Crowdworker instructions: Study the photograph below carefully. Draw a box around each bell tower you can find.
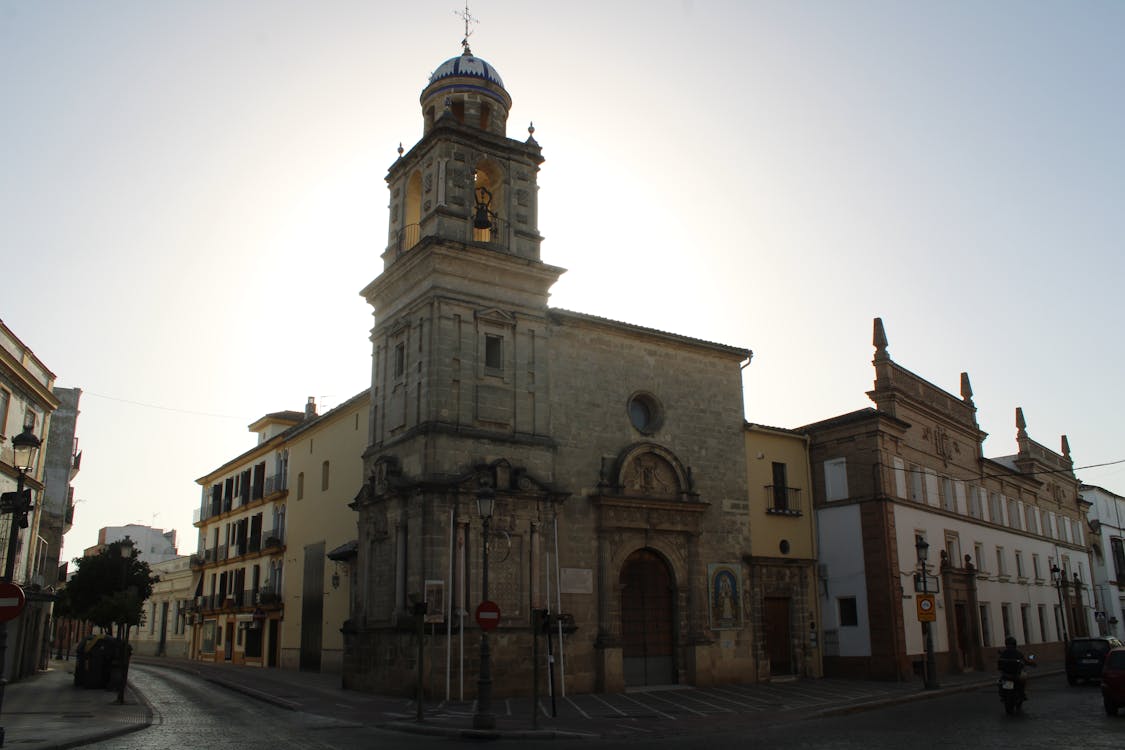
[382,45,545,266]
[360,43,564,471]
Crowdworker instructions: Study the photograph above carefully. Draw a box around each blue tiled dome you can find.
[429,51,505,89]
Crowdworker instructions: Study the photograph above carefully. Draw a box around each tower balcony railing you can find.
[393,224,421,256]
[764,485,803,516]
[391,216,511,258]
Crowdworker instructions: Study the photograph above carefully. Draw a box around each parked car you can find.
[1066,636,1123,685]
[1102,647,1125,715]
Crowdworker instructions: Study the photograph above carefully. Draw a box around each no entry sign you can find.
[0,582,26,622]
[475,600,500,631]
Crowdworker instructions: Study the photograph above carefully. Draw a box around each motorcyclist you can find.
[997,636,1036,698]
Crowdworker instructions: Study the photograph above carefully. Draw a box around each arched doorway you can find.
[620,548,677,686]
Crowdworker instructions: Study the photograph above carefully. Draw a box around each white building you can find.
[86,524,179,565]
[1081,484,1125,639]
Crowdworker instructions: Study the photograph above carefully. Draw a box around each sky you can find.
[3,1,1124,562]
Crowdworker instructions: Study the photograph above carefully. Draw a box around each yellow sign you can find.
[916,594,936,622]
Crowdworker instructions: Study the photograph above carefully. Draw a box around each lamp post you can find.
[915,536,939,689]
[0,426,41,747]
[472,486,495,731]
[114,536,135,705]
[1051,564,1069,644]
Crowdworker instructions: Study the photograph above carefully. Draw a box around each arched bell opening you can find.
[402,171,423,252]
[471,161,504,244]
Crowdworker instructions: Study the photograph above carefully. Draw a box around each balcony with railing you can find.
[764,485,803,516]
[196,586,283,613]
[389,215,510,259]
[263,473,287,498]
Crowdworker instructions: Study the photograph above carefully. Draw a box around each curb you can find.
[381,720,597,741]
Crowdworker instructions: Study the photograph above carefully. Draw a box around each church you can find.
[342,41,759,697]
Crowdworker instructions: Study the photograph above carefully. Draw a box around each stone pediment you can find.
[475,308,517,326]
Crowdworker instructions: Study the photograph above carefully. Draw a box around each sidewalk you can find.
[0,658,151,750]
[0,656,1064,747]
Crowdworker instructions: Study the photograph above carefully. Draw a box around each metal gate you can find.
[620,549,676,686]
[300,542,325,671]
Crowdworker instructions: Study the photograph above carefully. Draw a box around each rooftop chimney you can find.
[305,396,317,420]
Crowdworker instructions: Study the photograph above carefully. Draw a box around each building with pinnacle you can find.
[344,43,763,697]
[803,318,1091,681]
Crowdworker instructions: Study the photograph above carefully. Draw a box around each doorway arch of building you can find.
[619,547,678,687]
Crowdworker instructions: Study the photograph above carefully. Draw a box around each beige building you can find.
[279,390,368,673]
[190,393,369,672]
[1,319,62,681]
[345,44,756,699]
[744,424,822,679]
[133,555,194,658]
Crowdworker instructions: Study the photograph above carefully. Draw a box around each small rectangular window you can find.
[0,388,9,437]
[941,477,955,512]
[393,342,406,379]
[838,596,859,627]
[1007,499,1022,530]
[909,464,924,503]
[967,485,982,519]
[484,334,503,371]
[824,458,848,502]
[989,493,1004,525]
[297,472,304,501]
[321,460,330,491]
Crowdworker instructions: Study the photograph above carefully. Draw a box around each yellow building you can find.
[744,423,822,679]
[279,390,368,672]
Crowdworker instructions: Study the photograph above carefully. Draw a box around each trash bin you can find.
[83,636,114,689]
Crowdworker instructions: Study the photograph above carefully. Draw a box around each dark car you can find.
[1103,647,1125,715]
[1067,636,1123,685]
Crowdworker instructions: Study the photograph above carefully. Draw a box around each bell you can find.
[473,203,492,230]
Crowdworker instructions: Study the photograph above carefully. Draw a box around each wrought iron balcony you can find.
[764,485,803,516]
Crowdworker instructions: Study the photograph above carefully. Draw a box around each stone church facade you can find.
[341,45,757,697]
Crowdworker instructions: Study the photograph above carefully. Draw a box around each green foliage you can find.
[64,540,159,631]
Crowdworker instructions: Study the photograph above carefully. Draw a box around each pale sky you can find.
[3,1,1124,562]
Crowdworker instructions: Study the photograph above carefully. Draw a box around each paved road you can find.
[78,664,396,750]
[541,679,1124,749]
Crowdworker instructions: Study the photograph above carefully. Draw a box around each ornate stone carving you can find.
[623,453,677,497]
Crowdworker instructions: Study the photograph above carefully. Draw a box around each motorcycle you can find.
[998,653,1037,715]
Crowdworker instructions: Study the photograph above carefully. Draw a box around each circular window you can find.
[779,539,791,555]
[627,392,663,434]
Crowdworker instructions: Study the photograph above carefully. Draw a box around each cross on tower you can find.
[455,2,479,54]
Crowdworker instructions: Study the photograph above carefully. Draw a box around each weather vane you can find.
[455,2,478,54]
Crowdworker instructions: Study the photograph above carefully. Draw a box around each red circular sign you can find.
[475,600,501,631]
[0,582,26,622]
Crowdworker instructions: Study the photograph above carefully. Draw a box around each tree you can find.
[64,540,158,634]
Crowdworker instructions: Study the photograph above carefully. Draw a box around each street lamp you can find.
[472,486,495,730]
[0,425,40,747]
[915,535,939,689]
[5,427,40,581]
[114,536,135,705]
[1051,564,1069,644]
